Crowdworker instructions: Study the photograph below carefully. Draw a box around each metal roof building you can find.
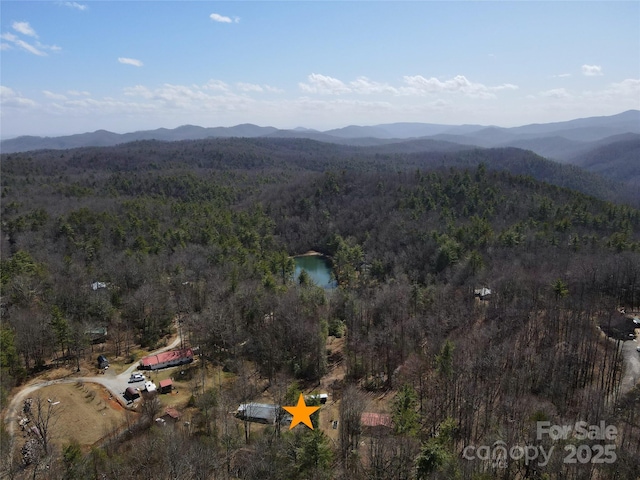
[235,403,292,425]
[140,348,193,370]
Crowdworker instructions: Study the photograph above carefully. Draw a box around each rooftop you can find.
[361,412,392,428]
[140,348,193,367]
[164,407,181,419]
[236,403,279,423]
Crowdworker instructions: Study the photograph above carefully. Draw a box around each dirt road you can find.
[620,340,640,395]
[2,329,182,459]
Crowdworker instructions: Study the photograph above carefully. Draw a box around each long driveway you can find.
[620,339,640,395]
[3,331,182,455]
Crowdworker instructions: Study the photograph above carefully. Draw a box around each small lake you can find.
[293,255,336,289]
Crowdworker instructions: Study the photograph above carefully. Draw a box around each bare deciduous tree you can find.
[28,394,61,455]
[339,385,365,467]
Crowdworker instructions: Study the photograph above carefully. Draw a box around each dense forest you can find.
[1,138,639,479]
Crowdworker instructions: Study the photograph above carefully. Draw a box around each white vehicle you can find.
[129,373,145,383]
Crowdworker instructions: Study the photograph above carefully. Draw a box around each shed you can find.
[124,387,140,401]
[97,355,109,369]
[159,378,173,394]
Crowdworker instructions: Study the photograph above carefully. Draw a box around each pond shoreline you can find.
[293,253,336,289]
[295,250,325,257]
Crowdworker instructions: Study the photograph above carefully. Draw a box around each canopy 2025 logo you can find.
[462,421,617,468]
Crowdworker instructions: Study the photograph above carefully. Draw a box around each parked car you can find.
[129,373,145,383]
[97,355,109,369]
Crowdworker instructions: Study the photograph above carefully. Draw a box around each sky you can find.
[1,1,639,138]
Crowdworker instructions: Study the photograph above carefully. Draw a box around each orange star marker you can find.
[283,394,320,430]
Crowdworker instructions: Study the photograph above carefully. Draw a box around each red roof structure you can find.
[140,348,193,369]
[164,407,181,420]
[360,412,392,428]
[159,379,173,389]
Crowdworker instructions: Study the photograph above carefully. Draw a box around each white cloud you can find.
[582,64,603,76]
[60,2,88,11]
[349,77,398,95]
[532,78,639,109]
[1,31,59,56]
[402,75,518,99]
[12,21,38,38]
[43,90,68,100]
[552,73,572,78]
[13,39,46,56]
[37,41,61,53]
[603,78,640,97]
[292,97,395,116]
[203,80,230,92]
[236,83,284,94]
[122,82,255,112]
[0,86,37,108]
[123,85,153,98]
[264,85,284,94]
[12,71,634,136]
[299,74,351,95]
[0,43,11,51]
[298,73,518,99]
[237,82,264,93]
[118,57,143,67]
[539,88,572,99]
[1,33,18,42]
[210,13,239,24]
[47,97,157,117]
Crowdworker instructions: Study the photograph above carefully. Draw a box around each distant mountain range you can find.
[2,110,639,186]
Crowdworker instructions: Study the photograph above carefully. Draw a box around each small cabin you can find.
[159,379,173,394]
[86,327,108,344]
[97,355,109,369]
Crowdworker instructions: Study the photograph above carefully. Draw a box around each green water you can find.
[293,255,336,289]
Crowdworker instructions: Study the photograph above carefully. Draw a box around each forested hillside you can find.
[1,138,639,479]
[569,136,640,187]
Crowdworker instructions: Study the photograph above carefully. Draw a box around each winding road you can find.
[2,330,182,458]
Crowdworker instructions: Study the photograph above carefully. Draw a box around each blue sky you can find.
[1,1,639,137]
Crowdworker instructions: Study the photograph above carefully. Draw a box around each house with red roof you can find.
[139,348,193,371]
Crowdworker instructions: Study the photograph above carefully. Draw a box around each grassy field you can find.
[22,383,131,450]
